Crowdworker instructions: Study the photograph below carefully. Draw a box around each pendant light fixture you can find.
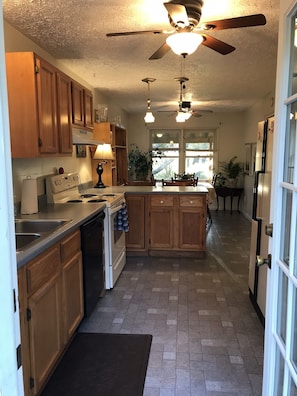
[175,76,191,123]
[142,78,156,123]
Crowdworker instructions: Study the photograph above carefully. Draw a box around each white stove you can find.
[46,172,124,207]
[46,172,126,290]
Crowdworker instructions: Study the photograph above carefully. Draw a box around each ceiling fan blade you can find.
[191,112,203,118]
[201,14,266,31]
[163,2,188,26]
[106,30,165,37]
[149,42,171,60]
[201,34,235,55]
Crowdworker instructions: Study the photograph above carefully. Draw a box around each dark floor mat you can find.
[41,332,152,396]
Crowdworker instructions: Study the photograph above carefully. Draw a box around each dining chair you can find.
[162,178,198,186]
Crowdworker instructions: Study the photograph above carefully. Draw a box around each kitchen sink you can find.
[15,219,70,234]
[15,233,41,250]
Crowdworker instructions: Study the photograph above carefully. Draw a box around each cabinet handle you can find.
[190,200,193,204]
[160,200,164,204]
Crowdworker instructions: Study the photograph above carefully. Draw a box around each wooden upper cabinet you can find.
[56,71,72,154]
[71,81,94,130]
[84,88,93,129]
[5,52,73,158]
[71,81,84,127]
[35,57,59,154]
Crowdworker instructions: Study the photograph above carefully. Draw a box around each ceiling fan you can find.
[159,77,212,122]
[106,0,266,59]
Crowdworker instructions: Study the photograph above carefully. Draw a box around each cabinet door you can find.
[126,195,147,251]
[56,71,72,153]
[71,81,84,126]
[84,89,94,129]
[62,252,83,343]
[150,195,174,249]
[35,56,59,154]
[179,196,206,250]
[28,274,62,394]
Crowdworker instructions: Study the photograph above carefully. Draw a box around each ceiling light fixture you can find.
[176,111,186,122]
[166,32,203,57]
[175,76,191,122]
[142,77,156,123]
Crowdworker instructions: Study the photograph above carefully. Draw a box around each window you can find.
[150,128,216,181]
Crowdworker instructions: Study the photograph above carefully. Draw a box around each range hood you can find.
[72,127,103,146]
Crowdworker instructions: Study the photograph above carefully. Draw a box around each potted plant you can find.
[128,144,153,181]
[219,156,243,187]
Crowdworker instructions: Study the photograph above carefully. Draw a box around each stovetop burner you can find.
[88,199,107,203]
[67,199,83,203]
[80,194,98,198]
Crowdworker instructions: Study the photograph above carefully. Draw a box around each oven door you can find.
[105,203,126,289]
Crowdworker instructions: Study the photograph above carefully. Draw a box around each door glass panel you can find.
[277,269,288,344]
[290,16,297,96]
[291,288,297,371]
[281,188,293,266]
[289,376,297,395]
[275,348,285,395]
[284,104,297,184]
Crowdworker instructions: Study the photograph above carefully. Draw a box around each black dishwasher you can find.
[80,211,105,317]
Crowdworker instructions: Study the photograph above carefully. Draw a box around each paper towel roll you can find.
[21,178,38,214]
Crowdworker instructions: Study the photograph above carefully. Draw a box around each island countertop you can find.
[84,184,209,195]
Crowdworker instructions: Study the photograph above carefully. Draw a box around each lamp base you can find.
[94,162,106,188]
[94,182,106,188]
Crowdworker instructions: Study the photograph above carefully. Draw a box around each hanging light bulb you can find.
[142,78,156,123]
[176,111,186,122]
[166,32,203,57]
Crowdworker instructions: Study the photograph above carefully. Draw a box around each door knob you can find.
[256,254,271,269]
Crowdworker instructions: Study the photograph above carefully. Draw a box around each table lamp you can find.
[94,143,114,188]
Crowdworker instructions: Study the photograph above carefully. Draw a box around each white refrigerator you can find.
[248,116,274,324]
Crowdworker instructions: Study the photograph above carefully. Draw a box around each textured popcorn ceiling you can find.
[3,0,279,114]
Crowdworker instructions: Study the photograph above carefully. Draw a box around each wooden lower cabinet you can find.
[125,195,147,252]
[28,272,61,393]
[150,195,174,249]
[62,252,83,343]
[126,193,206,256]
[18,229,83,395]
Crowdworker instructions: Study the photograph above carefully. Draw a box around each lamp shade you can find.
[144,111,155,123]
[94,143,114,160]
[166,32,203,56]
[176,111,186,122]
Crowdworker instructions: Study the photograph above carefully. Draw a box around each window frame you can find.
[150,128,217,181]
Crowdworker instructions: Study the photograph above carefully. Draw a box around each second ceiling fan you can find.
[106,0,266,59]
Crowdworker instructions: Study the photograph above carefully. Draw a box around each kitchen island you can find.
[86,184,209,257]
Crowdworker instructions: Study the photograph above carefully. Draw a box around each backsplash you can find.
[12,147,93,204]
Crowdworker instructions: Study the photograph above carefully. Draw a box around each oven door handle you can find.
[110,202,125,215]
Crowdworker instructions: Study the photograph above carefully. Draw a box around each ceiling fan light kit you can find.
[176,111,187,122]
[142,77,156,123]
[166,32,203,57]
[107,1,266,60]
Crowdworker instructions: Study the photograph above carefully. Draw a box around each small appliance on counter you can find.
[21,176,38,214]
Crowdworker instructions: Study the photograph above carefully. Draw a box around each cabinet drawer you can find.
[150,195,174,207]
[27,245,60,295]
[60,230,81,263]
[179,196,204,207]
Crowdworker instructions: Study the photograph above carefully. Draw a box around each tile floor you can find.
[79,211,264,396]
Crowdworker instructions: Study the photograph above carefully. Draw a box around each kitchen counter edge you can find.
[16,203,106,268]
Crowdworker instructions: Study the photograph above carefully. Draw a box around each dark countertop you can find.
[16,203,105,269]
[16,185,208,269]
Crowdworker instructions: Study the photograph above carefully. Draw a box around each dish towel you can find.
[114,203,129,232]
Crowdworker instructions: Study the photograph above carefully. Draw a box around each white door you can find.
[262,1,297,394]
